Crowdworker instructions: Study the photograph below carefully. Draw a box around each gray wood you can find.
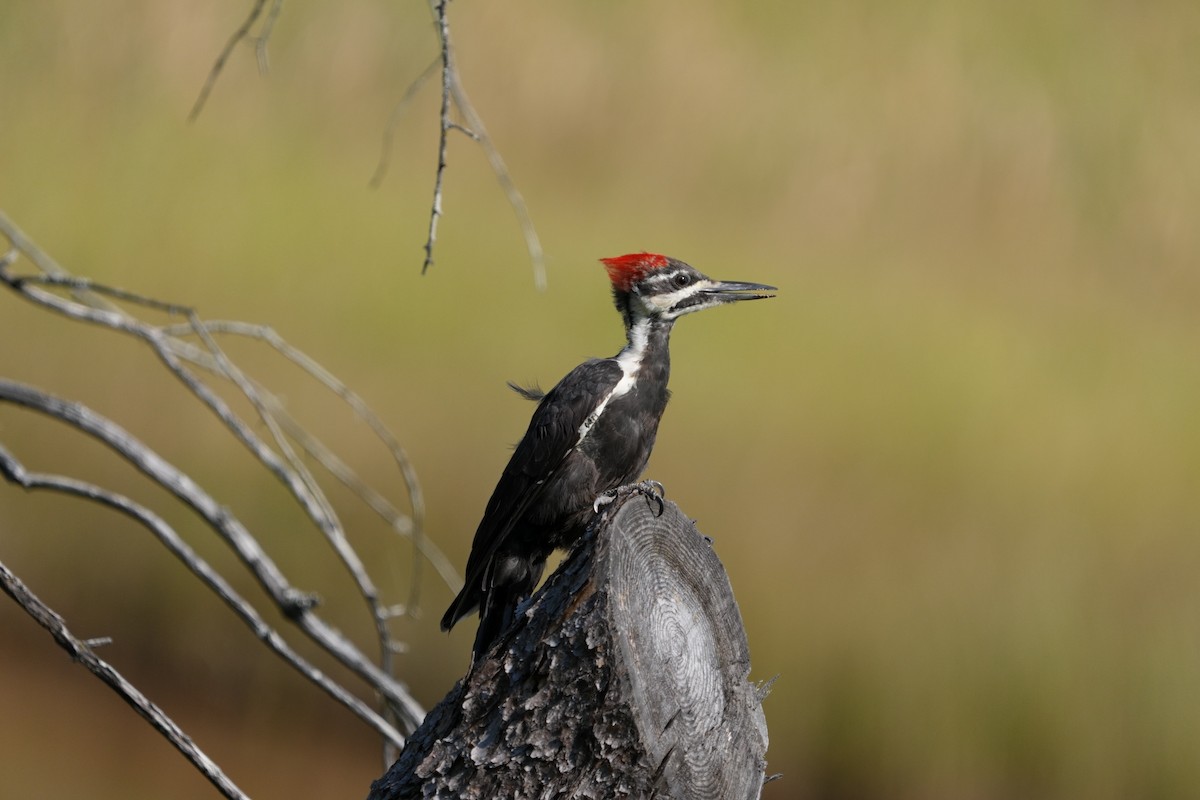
[368,493,769,800]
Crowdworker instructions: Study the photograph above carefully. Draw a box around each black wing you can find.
[441,358,624,632]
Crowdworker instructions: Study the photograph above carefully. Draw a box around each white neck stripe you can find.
[576,318,651,445]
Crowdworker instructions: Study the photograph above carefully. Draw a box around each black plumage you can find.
[441,253,774,660]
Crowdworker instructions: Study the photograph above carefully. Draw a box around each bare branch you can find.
[0,209,429,734]
[186,312,392,630]
[0,559,250,800]
[187,1,545,285]
[0,439,407,748]
[423,0,454,275]
[0,374,425,732]
[190,0,284,121]
[413,0,545,286]
[162,321,458,624]
[371,55,441,190]
[253,0,286,75]
[446,122,479,141]
[159,319,455,600]
[448,74,546,290]
[1,1,547,781]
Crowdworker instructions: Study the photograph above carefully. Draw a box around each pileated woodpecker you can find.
[441,253,775,659]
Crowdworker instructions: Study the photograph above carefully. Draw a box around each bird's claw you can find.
[592,480,667,517]
[593,488,619,514]
[638,479,667,517]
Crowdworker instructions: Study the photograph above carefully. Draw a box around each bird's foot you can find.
[593,488,619,514]
[592,480,666,516]
[640,479,665,499]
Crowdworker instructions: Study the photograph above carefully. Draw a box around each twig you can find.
[423,0,454,275]
[160,320,456,609]
[0,375,425,732]
[0,440,407,748]
[408,0,545,286]
[447,73,546,290]
[186,312,391,630]
[371,55,442,190]
[126,284,447,744]
[0,210,428,733]
[0,208,120,312]
[253,0,285,75]
[179,314,414,741]
[187,0,545,285]
[190,0,283,121]
[0,559,250,800]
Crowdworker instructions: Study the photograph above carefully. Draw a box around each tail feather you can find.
[440,586,476,632]
[471,593,518,662]
[443,555,546,662]
[506,381,545,402]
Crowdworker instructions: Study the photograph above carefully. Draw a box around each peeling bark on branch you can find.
[369,494,770,800]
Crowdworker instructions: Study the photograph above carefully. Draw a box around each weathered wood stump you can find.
[368,492,770,800]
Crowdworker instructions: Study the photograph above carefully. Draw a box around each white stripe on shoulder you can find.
[576,318,649,445]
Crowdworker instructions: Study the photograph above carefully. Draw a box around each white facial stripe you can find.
[642,279,717,318]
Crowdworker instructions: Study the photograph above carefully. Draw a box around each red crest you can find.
[599,253,669,292]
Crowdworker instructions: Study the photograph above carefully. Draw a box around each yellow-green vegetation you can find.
[2,1,1200,798]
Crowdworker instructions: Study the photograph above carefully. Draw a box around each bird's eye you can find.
[673,273,691,288]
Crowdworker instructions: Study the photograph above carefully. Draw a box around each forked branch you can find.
[388,0,545,286]
[194,0,545,285]
[0,209,437,752]
[189,0,284,121]
[0,437,406,748]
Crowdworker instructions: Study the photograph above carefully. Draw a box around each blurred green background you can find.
[3,1,1200,798]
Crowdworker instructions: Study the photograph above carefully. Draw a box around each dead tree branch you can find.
[410,0,545,285]
[0,208,438,767]
[445,65,545,290]
[423,0,456,275]
[192,1,546,284]
[0,416,406,749]
[0,560,250,800]
[370,55,441,190]
[190,0,285,121]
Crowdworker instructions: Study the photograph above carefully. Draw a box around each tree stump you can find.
[368,492,770,800]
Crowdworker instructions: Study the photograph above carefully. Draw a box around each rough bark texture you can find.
[368,493,769,800]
